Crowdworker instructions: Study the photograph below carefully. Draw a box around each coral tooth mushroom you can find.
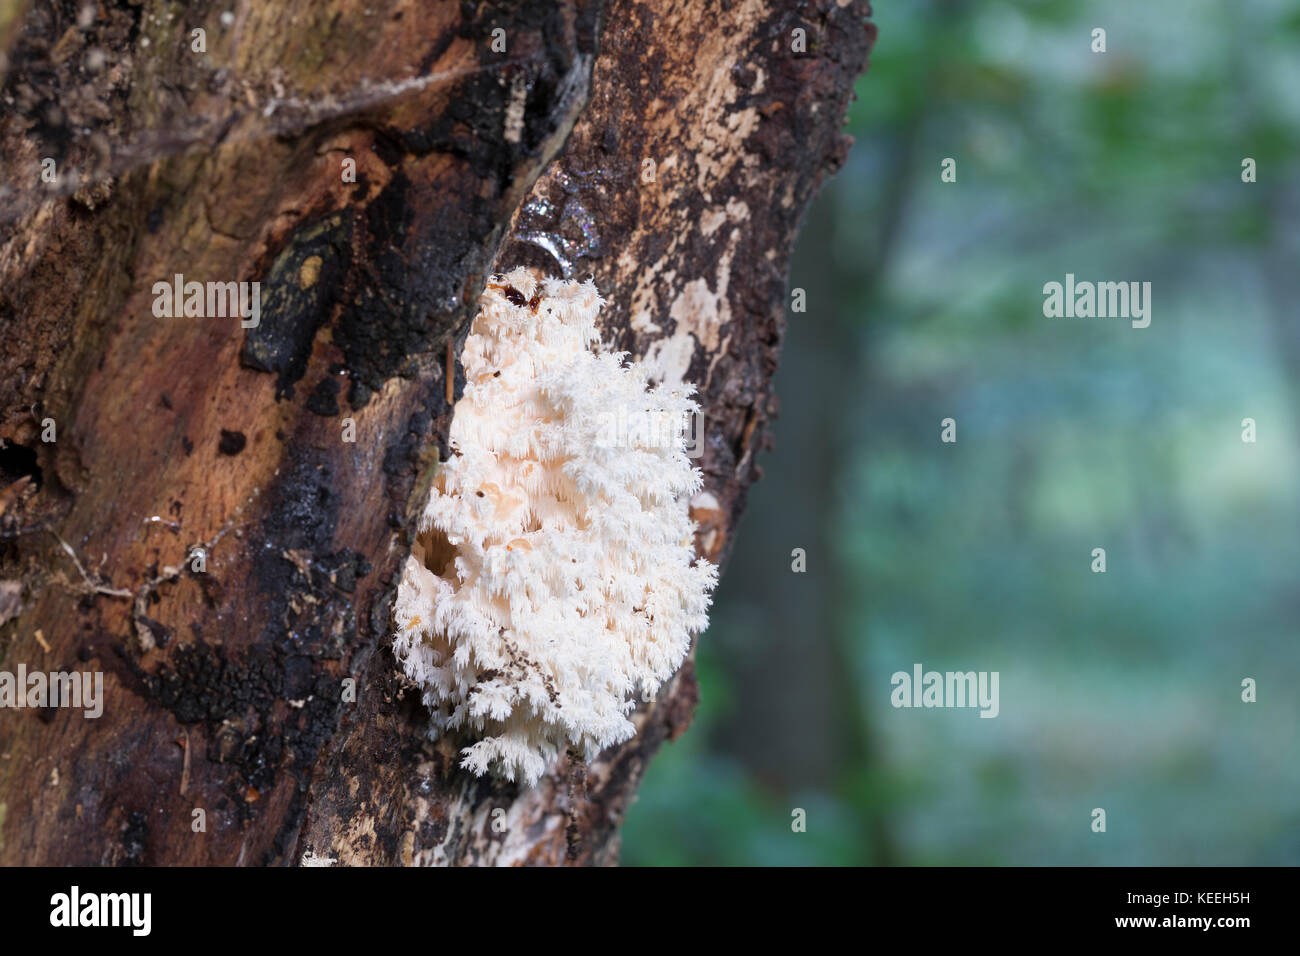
[393,268,717,786]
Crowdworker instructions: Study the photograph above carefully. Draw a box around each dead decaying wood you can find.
[0,0,873,865]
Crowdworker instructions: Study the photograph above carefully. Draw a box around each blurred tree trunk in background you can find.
[0,0,873,864]
[714,161,895,864]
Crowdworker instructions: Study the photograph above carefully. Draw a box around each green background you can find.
[623,0,1300,866]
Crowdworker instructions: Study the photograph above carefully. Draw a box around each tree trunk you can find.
[0,0,874,865]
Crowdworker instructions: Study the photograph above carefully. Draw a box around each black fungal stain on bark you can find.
[306,377,341,417]
[217,429,247,455]
[241,214,352,399]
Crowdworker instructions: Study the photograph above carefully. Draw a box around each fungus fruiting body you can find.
[393,268,717,786]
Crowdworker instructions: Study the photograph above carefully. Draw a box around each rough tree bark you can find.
[0,0,873,865]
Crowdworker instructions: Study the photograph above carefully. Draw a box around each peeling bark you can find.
[0,0,873,865]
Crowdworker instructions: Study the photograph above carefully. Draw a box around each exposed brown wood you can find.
[0,0,873,865]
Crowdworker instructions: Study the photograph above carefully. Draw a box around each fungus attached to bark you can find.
[392,268,717,786]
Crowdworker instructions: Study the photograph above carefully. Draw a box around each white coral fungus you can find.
[393,268,717,786]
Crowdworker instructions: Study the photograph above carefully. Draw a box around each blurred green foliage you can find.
[623,0,1300,865]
